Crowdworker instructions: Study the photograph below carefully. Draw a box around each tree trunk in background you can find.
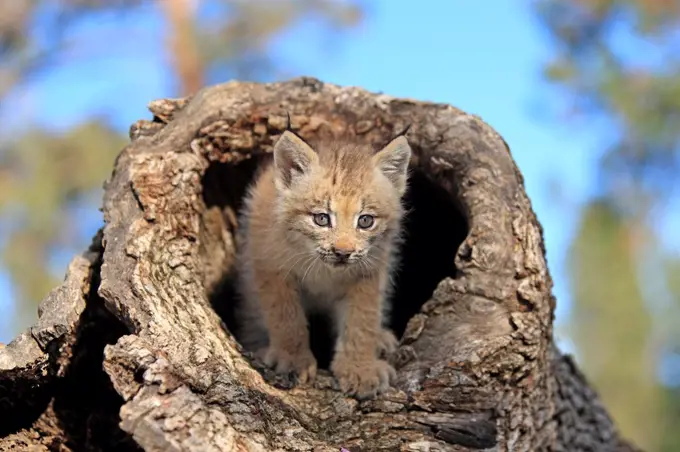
[0,77,642,451]
[160,0,204,96]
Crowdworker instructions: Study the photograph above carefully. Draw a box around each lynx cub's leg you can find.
[253,268,317,383]
[377,327,399,357]
[331,276,396,399]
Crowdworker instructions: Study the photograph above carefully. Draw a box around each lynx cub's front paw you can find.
[260,345,317,384]
[331,355,396,399]
[376,328,399,357]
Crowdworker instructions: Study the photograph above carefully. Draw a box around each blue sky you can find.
[0,1,609,350]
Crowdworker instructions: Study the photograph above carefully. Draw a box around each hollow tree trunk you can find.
[0,77,641,452]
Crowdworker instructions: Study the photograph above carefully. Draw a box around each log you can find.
[0,77,641,451]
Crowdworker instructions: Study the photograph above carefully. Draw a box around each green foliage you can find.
[0,121,126,331]
[536,0,680,200]
[661,387,680,451]
[567,201,662,450]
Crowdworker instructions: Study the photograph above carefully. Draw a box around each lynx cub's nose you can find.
[332,237,355,263]
[332,247,353,262]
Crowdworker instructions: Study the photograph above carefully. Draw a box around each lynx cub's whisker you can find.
[234,124,411,399]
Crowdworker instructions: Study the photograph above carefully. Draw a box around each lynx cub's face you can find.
[272,130,411,270]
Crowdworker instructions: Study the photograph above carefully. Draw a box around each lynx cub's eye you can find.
[313,213,331,227]
[357,214,375,229]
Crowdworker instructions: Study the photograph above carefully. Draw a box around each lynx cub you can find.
[235,124,411,399]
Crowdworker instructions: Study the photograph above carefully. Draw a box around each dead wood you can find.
[0,77,641,451]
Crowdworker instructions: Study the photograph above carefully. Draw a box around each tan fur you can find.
[235,129,411,399]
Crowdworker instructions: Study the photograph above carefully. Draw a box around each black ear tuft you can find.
[396,123,412,137]
[286,111,292,131]
[377,123,412,151]
[283,111,314,149]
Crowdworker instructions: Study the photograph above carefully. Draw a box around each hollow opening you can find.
[204,153,468,370]
[49,258,141,451]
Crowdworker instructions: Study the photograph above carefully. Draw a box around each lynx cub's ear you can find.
[372,135,412,195]
[273,130,318,191]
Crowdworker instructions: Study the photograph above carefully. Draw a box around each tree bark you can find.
[0,77,641,451]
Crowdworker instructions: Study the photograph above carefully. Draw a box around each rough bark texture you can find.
[0,77,641,451]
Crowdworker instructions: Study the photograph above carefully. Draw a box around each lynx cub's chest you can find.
[296,264,358,311]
